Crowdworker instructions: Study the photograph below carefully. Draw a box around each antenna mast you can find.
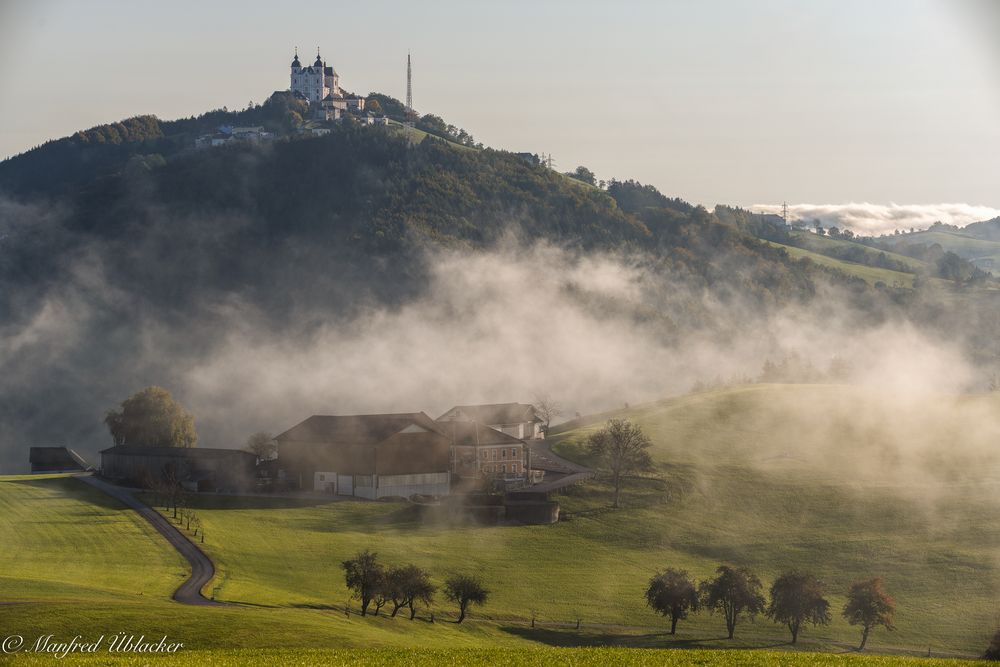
[405,52,414,128]
[781,201,789,225]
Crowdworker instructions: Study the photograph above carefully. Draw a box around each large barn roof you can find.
[98,446,255,459]
[438,403,541,425]
[434,420,524,447]
[275,412,443,444]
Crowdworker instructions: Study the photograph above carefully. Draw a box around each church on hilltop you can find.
[290,48,366,121]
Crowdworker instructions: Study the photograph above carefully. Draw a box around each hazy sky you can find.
[1,0,998,210]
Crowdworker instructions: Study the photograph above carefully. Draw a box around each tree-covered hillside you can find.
[0,103,997,470]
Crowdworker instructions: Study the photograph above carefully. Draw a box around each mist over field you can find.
[1,191,993,482]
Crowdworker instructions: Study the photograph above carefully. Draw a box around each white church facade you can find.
[290,48,366,121]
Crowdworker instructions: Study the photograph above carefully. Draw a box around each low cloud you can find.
[750,202,1000,235]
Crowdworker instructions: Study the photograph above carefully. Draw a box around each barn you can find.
[275,413,451,499]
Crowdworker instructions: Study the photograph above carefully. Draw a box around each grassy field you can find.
[4,385,1000,660]
[880,230,1000,267]
[765,240,917,287]
[6,647,994,666]
[787,230,928,273]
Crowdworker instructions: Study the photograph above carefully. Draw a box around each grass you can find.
[4,385,1000,659]
[881,230,1000,267]
[787,230,928,273]
[765,240,916,287]
[5,647,993,666]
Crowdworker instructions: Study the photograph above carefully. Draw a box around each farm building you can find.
[436,420,531,487]
[100,446,257,492]
[28,446,90,473]
[437,402,545,440]
[275,413,451,499]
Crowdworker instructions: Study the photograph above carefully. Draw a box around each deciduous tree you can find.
[104,386,197,448]
[842,578,895,651]
[342,550,385,616]
[444,574,489,623]
[645,568,699,635]
[587,419,653,508]
[245,431,276,461]
[767,571,831,644]
[386,564,436,619]
[700,565,766,639]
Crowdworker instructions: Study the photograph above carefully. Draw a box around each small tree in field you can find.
[342,550,385,617]
[983,627,1000,659]
[700,565,766,639]
[386,564,436,619]
[767,571,831,644]
[586,418,654,508]
[645,568,699,635]
[842,578,895,651]
[245,431,276,461]
[444,574,489,623]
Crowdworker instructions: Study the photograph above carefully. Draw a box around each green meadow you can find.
[4,385,1000,663]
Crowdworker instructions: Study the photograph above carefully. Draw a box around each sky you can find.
[1,0,998,219]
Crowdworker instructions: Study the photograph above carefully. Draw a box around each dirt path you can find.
[77,474,224,606]
[527,439,594,492]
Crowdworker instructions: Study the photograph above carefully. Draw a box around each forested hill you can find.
[0,96,855,322]
[2,97,997,471]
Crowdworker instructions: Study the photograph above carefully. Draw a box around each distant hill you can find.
[878,228,1000,272]
[0,98,996,470]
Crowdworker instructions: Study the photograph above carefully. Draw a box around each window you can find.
[319,474,325,481]
[501,464,506,473]
[502,449,507,458]
[512,448,517,458]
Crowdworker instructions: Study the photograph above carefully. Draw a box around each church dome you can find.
[314,54,323,67]
[292,55,300,67]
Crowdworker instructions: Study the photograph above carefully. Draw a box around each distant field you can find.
[787,230,927,273]
[881,230,1000,268]
[4,385,1000,658]
[765,240,916,287]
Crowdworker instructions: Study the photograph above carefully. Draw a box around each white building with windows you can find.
[289,48,366,121]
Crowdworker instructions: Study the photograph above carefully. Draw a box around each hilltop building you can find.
[100,446,257,492]
[290,47,366,121]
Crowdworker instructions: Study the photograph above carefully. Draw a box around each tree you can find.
[767,571,831,644]
[104,386,197,448]
[366,99,383,116]
[342,550,385,616]
[586,419,653,508]
[386,564,436,619]
[700,565,766,639]
[444,574,489,623]
[532,393,563,432]
[842,578,895,651]
[567,165,596,186]
[245,431,276,461]
[645,568,699,635]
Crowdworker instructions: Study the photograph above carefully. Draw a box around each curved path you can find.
[527,438,594,492]
[77,474,224,606]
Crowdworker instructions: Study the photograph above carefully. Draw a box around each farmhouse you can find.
[436,420,530,486]
[28,446,89,474]
[275,413,451,498]
[438,403,545,440]
[100,446,257,492]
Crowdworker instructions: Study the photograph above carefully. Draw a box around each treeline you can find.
[341,550,488,623]
[646,565,895,650]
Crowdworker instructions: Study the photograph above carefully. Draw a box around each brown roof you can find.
[275,412,442,444]
[29,446,89,470]
[278,431,450,476]
[434,421,524,447]
[438,403,541,425]
[99,446,255,461]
